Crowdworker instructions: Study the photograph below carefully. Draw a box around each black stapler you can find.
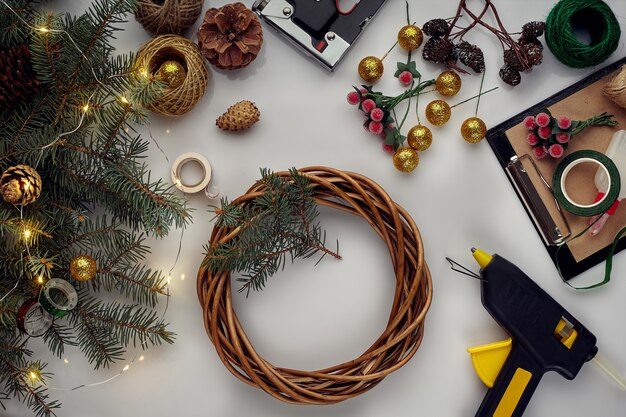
[252,0,388,71]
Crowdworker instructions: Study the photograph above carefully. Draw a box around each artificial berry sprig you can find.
[421,0,545,86]
[524,110,618,159]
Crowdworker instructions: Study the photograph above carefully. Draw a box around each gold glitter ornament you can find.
[393,148,419,173]
[461,117,487,143]
[397,25,423,51]
[358,56,384,83]
[407,125,433,151]
[154,60,186,88]
[435,71,462,97]
[425,100,451,126]
[69,255,97,282]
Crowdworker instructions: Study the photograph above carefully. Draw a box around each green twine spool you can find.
[546,0,621,68]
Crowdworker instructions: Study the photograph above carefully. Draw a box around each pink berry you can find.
[557,116,572,130]
[548,144,564,158]
[536,112,551,127]
[556,133,570,143]
[523,116,536,130]
[362,99,376,113]
[527,132,539,146]
[398,71,414,86]
[370,108,384,122]
[538,126,551,139]
[532,146,547,159]
[382,143,394,153]
[369,121,384,135]
[360,88,368,95]
[347,91,360,105]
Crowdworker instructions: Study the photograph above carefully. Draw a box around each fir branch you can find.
[205,169,340,296]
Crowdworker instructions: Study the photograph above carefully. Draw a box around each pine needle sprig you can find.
[205,168,341,296]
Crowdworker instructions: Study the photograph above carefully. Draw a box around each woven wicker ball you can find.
[135,35,209,116]
[197,167,433,404]
[135,0,204,36]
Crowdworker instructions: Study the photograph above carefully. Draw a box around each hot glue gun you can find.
[466,248,600,417]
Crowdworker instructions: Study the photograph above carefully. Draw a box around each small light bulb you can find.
[22,228,32,239]
[82,104,89,112]
[167,276,172,285]
[29,371,40,382]
[63,358,69,364]
[166,129,170,134]
[181,274,185,281]
[37,27,50,33]
[139,68,149,78]
[120,96,129,104]
[36,275,44,285]
[122,364,130,372]
[139,356,145,361]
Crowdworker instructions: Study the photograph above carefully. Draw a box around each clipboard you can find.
[486,56,626,280]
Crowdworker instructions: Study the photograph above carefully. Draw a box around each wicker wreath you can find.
[135,35,209,117]
[197,167,433,404]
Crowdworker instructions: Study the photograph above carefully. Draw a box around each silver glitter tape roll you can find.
[40,278,78,318]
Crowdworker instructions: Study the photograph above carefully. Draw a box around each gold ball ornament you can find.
[358,56,384,83]
[69,255,97,282]
[397,25,423,51]
[461,117,487,143]
[435,71,462,97]
[425,100,451,126]
[155,60,186,88]
[407,125,433,151]
[0,164,42,206]
[393,148,420,173]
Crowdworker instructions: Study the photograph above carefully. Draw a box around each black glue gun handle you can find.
[475,346,543,417]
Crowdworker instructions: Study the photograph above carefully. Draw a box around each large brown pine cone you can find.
[0,45,41,112]
[197,3,263,70]
[0,164,42,206]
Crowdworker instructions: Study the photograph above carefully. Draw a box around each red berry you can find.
[548,144,564,158]
[557,116,572,130]
[362,99,376,113]
[370,108,384,122]
[399,70,414,86]
[382,143,394,153]
[523,116,536,130]
[536,112,551,127]
[533,146,547,159]
[369,121,384,135]
[347,91,360,105]
[556,133,570,143]
[538,126,551,139]
[527,132,539,145]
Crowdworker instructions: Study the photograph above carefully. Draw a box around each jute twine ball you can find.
[135,0,204,36]
[135,35,209,116]
[604,64,626,109]
[197,167,433,404]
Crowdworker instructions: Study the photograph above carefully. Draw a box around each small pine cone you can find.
[523,43,543,66]
[456,41,485,73]
[499,64,522,86]
[503,49,526,71]
[521,21,546,39]
[0,164,42,206]
[0,45,41,112]
[518,35,544,51]
[422,19,450,37]
[216,100,260,131]
[422,37,455,64]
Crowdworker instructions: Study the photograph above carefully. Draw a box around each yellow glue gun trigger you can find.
[468,338,513,388]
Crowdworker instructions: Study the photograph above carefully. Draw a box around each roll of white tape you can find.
[171,153,213,194]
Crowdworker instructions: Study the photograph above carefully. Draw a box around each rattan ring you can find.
[197,167,433,404]
[135,35,209,117]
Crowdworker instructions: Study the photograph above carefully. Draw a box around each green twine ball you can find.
[545,0,621,68]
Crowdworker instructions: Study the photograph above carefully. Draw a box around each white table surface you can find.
[6,1,626,416]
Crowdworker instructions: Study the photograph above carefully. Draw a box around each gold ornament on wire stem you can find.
[393,147,420,173]
[397,24,423,51]
[425,99,452,126]
[69,255,98,282]
[407,124,433,151]
[358,56,384,83]
[435,70,462,97]
[461,117,487,143]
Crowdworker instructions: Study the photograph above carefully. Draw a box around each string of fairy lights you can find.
[0,0,186,391]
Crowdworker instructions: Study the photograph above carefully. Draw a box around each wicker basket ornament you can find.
[135,0,204,36]
[135,35,208,117]
[197,167,433,404]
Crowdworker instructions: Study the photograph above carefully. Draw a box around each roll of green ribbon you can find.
[553,150,621,216]
[545,0,621,68]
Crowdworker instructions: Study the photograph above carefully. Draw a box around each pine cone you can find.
[521,21,546,40]
[216,100,260,131]
[423,37,456,65]
[503,49,527,71]
[0,45,41,112]
[518,35,544,51]
[197,2,263,70]
[422,19,450,37]
[499,64,521,86]
[456,41,485,73]
[523,42,543,67]
[0,165,42,206]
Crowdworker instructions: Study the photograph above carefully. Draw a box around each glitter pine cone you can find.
[525,110,618,159]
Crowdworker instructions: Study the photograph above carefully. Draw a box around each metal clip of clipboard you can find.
[506,154,572,246]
